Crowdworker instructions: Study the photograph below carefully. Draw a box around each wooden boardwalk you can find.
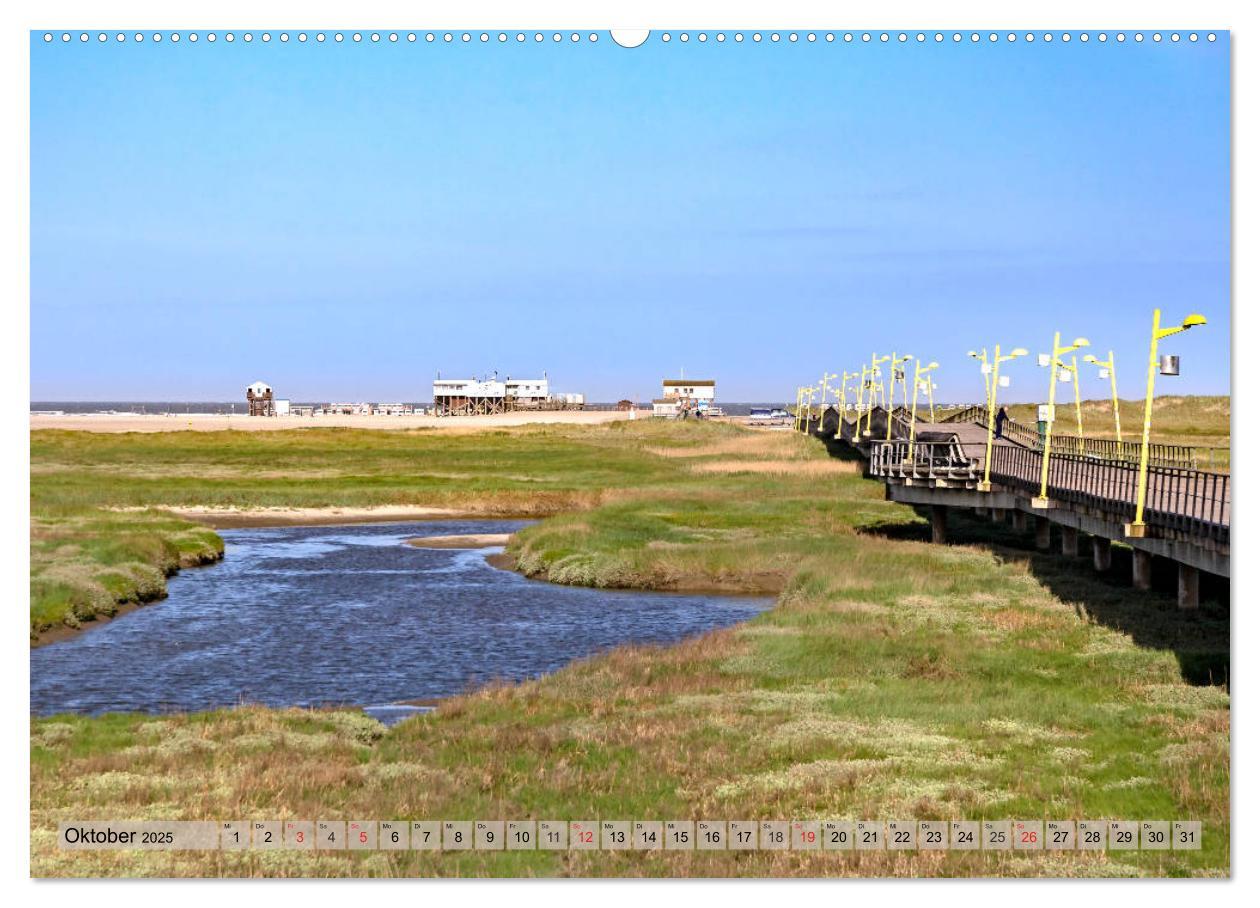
[809,406,1229,595]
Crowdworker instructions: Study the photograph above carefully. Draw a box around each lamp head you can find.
[1083,354,1099,364]
[1010,347,1029,357]
[926,361,939,370]
[1071,337,1090,349]
[967,350,980,359]
[1182,313,1208,329]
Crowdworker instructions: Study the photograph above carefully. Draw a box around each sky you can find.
[30,30,1230,403]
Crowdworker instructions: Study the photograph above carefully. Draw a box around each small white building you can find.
[656,378,716,418]
[661,379,716,403]
[274,398,291,416]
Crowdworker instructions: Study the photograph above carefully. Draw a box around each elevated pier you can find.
[810,406,1229,608]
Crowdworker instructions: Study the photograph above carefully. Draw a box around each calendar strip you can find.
[58,819,1200,852]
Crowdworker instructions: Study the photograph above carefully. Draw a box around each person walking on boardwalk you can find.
[994,406,1008,439]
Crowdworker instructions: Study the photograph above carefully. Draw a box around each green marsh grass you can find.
[29,412,1228,876]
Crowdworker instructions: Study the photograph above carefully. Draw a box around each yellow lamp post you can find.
[863,354,890,436]
[1032,333,1090,507]
[793,386,806,432]
[818,371,838,427]
[1050,355,1086,454]
[800,386,819,432]
[886,353,913,440]
[1083,351,1122,442]
[854,368,869,434]
[834,370,858,439]
[1126,309,1207,536]
[976,345,1028,492]
[907,360,939,444]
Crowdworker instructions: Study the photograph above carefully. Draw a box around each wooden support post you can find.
[974,506,988,517]
[1178,563,1200,610]
[1010,509,1027,532]
[931,505,948,545]
[1091,535,1112,573]
[991,508,1005,523]
[1061,525,1079,557]
[1132,548,1152,591]
[1035,515,1051,551]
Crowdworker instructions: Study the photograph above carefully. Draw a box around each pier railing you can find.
[868,440,1229,543]
[987,444,1229,542]
[1000,419,1199,470]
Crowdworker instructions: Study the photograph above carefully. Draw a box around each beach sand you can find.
[129,505,493,529]
[30,409,648,434]
[405,533,513,549]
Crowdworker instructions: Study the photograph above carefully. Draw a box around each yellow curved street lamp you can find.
[977,345,1028,492]
[1032,333,1090,507]
[886,353,913,440]
[863,354,890,436]
[1083,351,1122,443]
[834,370,858,439]
[907,360,939,444]
[817,371,838,426]
[892,354,913,406]
[1126,310,1208,536]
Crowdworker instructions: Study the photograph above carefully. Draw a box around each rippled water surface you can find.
[30,521,770,720]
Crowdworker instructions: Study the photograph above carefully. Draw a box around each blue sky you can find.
[31,31,1229,402]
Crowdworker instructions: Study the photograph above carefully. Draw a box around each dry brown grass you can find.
[690,459,861,476]
[644,434,798,459]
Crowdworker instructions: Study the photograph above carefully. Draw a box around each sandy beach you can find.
[126,504,499,529]
[405,533,513,549]
[30,409,648,434]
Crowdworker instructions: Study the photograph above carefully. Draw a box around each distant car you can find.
[749,408,790,422]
